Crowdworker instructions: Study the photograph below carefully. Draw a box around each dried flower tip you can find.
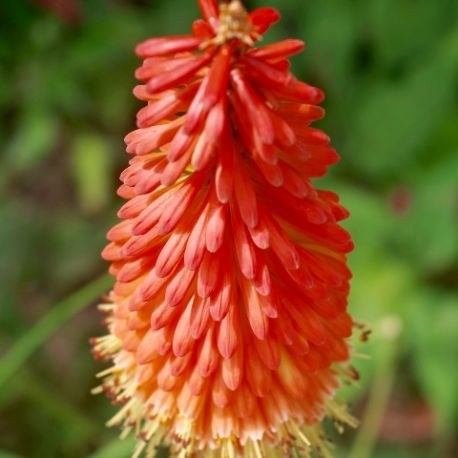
[209,0,257,47]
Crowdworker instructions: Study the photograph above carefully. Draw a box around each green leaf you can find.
[367,0,452,68]
[345,26,458,181]
[0,275,112,389]
[393,154,458,273]
[296,0,359,94]
[71,133,113,213]
[328,181,395,265]
[406,290,458,434]
[88,437,137,458]
[5,106,58,172]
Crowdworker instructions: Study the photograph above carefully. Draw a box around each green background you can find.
[0,0,457,457]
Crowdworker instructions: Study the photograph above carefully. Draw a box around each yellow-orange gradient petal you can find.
[92,1,359,456]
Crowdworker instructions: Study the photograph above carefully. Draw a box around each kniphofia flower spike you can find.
[92,1,358,456]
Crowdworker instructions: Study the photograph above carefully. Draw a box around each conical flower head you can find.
[93,1,357,456]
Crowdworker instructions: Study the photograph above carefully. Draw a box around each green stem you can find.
[0,274,112,390]
[349,334,400,458]
[0,450,24,458]
[88,436,137,458]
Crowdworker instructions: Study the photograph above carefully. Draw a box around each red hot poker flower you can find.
[92,1,358,456]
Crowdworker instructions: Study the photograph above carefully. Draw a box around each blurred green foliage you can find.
[0,0,457,457]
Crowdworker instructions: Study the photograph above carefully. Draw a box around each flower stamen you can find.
[207,0,259,47]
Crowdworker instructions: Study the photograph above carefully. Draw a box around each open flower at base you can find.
[92,1,358,456]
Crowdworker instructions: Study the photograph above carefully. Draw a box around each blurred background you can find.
[0,0,457,457]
